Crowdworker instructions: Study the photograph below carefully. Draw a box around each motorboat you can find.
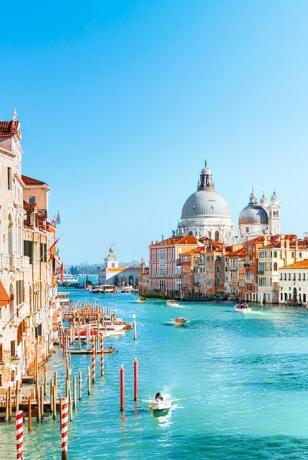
[166,299,180,307]
[150,399,171,416]
[136,296,145,303]
[174,317,187,327]
[234,303,250,312]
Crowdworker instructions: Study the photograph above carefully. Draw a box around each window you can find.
[273,263,278,271]
[7,167,12,190]
[29,196,36,205]
[10,340,16,357]
[40,243,47,262]
[24,240,33,264]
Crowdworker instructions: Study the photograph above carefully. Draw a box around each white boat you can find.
[234,303,250,313]
[150,399,171,415]
[166,299,180,307]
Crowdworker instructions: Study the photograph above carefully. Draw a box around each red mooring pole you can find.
[133,358,138,401]
[120,365,125,412]
[16,410,24,459]
[60,397,68,460]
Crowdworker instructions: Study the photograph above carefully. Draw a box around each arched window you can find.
[215,231,219,242]
[273,262,278,271]
[208,231,212,239]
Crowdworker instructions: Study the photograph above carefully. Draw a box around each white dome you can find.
[178,162,233,243]
[181,190,231,219]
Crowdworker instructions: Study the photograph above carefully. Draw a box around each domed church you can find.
[178,162,234,243]
[238,189,280,241]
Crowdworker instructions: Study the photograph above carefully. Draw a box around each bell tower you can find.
[269,190,280,235]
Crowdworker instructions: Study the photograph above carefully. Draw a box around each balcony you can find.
[257,270,265,275]
[0,254,9,270]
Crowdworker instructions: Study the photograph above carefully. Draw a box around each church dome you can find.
[239,203,268,225]
[181,190,231,219]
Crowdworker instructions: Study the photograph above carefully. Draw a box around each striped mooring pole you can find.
[91,336,96,384]
[16,410,24,459]
[60,397,68,460]
[100,334,104,377]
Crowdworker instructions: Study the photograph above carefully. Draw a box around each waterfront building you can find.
[0,112,58,390]
[193,239,226,298]
[257,235,308,303]
[180,246,204,297]
[99,246,142,287]
[0,114,26,387]
[149,235,201,296]
[239,189,280,242]
[224,247,247,299]
[178,162,233,243]
[22,175,58,377]
[279,259,308,305]
[241,236,266,302]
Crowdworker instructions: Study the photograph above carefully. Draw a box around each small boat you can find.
[234,303,250,312]
[174,317,187,327]
[150,399,171,416]
[136,296,145,303]
[166,299,180,307]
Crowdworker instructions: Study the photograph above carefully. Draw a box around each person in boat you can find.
[155,392,163,402]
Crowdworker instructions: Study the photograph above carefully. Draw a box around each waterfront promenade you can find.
[2,290,308,459]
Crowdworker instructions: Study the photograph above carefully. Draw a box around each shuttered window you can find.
[24,240,33,264]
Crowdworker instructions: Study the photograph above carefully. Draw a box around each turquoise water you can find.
[2,291,308,459]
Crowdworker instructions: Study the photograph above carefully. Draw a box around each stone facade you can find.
[0,113,58,389]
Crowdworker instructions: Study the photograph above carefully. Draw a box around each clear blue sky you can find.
[1,0,308,264]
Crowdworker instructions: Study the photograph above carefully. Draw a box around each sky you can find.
[1,0,308,264]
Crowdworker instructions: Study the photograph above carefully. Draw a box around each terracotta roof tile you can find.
[22,175,47,186]
[0,120,20,136]
[281,259,308,270]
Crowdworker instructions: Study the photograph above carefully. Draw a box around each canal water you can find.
[2,290,308,459]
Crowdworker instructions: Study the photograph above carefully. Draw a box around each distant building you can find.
[148,235,201,296]
[99,247,142,287]
[279,259,308,305]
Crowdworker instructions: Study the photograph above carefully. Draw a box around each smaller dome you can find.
[239,203,268,225]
